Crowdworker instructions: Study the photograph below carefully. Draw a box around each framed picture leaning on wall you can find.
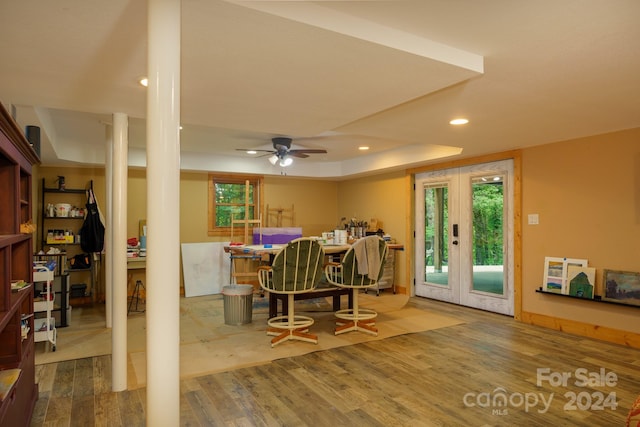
[566,266,596,299]
[543,257,588,294]
[602,269,640,307]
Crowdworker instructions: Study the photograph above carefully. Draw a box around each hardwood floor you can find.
[30,297,640,426]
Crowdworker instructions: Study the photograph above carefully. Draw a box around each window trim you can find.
[208,173,264,237]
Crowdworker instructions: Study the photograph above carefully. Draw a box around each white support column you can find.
[105,125,113,329]
[111,112,128,391]
[146,0,181,425]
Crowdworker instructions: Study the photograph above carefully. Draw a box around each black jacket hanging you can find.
[79,187,105,253]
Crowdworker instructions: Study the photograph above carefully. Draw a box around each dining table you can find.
[224,240,403,318]
[224,242,352,257]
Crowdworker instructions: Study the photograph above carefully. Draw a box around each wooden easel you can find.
[230,213,262,245]
[229,182,264,288]
[230,179,263,244]
[229,214,265,289]
[229,214,265,288]
[265,204,295,227]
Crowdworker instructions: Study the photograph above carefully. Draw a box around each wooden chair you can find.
[258,238,325,347]
[324,235,388,336]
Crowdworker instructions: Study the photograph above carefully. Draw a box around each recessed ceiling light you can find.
[358,146,370,151]
[449,118,469,125]
[246,150,257,155]
[139,77,148,87]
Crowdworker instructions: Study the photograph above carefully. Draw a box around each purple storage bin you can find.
[253,227,303,244]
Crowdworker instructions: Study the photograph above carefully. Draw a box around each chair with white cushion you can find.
[258,238,325,347]
[324,235,388,336]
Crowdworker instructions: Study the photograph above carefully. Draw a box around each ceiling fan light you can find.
[268,154,278,165]
[279,157,293,167]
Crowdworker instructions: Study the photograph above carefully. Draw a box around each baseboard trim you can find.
[521,311,640,350]
[394,286,407,295]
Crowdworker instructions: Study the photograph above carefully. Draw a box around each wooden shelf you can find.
[43,217,83,220]
[40,179,95,304]
[0,101,38,426]
[41,187,86,194]
[536,288,640,309]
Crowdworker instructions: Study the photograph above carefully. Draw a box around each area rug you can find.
[35,293,465,389]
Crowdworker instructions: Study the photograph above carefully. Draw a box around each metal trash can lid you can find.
[222,284,254,296]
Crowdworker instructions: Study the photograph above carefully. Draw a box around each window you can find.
[208,173,263,236]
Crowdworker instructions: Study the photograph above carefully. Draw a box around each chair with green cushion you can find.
[258,238,325,347]
[324,235,388,336]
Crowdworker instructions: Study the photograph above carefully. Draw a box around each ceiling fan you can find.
[237,137,327,167]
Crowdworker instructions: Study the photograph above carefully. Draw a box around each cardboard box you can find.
[46,235,74,244]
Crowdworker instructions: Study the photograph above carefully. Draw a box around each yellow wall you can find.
[34,167,341,293]
[127,169,147,238]
[263,176,339,237]
[521,127,640,335]
[336,170,408,291]
[35,168,340,243]
[35,127,640,342]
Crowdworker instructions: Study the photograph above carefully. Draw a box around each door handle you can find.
[453,224,459,237]
[452,240,459,245]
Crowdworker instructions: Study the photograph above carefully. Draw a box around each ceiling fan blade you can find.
[235,148,275,153]
[288,152,309,158]
[237,139,327,162]
[288,149,327,154]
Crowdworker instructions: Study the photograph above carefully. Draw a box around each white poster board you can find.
[181,242,230,297]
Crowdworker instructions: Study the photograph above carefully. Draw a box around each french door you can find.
[414,160,514,315]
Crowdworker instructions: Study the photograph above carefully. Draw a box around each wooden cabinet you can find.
[0,101,39,426]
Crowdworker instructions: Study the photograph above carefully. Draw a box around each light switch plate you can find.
[528,214,539,225]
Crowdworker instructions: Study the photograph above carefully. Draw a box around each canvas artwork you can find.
[602,269,640,307]
[543,258,564,293]
[566,266,596,299]
[543,257,588,294]
[181,242,230,297]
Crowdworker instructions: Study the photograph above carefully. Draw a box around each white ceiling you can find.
[1,1,639,178]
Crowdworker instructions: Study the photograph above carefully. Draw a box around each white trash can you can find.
[222,284,254,325]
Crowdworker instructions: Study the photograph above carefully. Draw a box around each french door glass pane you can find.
[424,184,448,286]
[471,175,505,295]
